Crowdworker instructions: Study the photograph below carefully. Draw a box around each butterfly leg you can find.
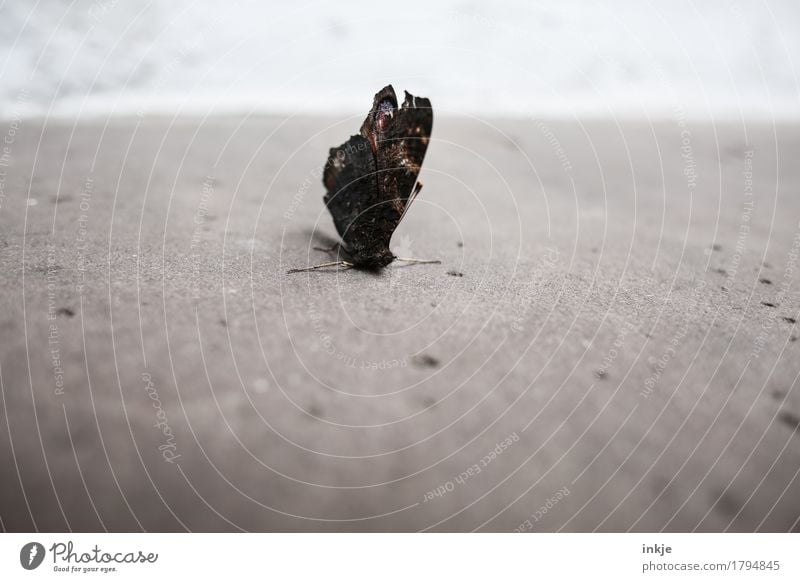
[399,182,423,222]
[287,261,354,274]
[312,242,342,255]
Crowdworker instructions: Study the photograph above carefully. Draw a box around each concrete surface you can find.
[1,114,799,532]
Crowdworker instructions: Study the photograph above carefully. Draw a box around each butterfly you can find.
[288,85,438,273]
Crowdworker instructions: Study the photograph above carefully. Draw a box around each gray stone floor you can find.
[1,115,799,531]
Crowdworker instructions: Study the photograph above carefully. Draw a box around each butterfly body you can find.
[320,85,433,270]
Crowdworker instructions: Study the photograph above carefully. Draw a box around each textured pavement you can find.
[1,115,799,532]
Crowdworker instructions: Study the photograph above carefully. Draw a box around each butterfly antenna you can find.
[286,261,353,274]
[394,258,441,265]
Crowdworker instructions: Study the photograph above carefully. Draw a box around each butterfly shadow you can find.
[304,228,340,252]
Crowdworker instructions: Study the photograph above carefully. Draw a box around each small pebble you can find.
[412,354,440,368]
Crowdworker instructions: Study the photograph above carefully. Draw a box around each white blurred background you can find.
[0,0,798,119]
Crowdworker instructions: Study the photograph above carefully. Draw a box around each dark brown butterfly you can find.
[288,85,437,273]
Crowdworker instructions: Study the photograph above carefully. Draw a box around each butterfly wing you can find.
[322,133,377,243]
[322,86,433,267]
[322,134,392,263]
[365,88,433,217]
